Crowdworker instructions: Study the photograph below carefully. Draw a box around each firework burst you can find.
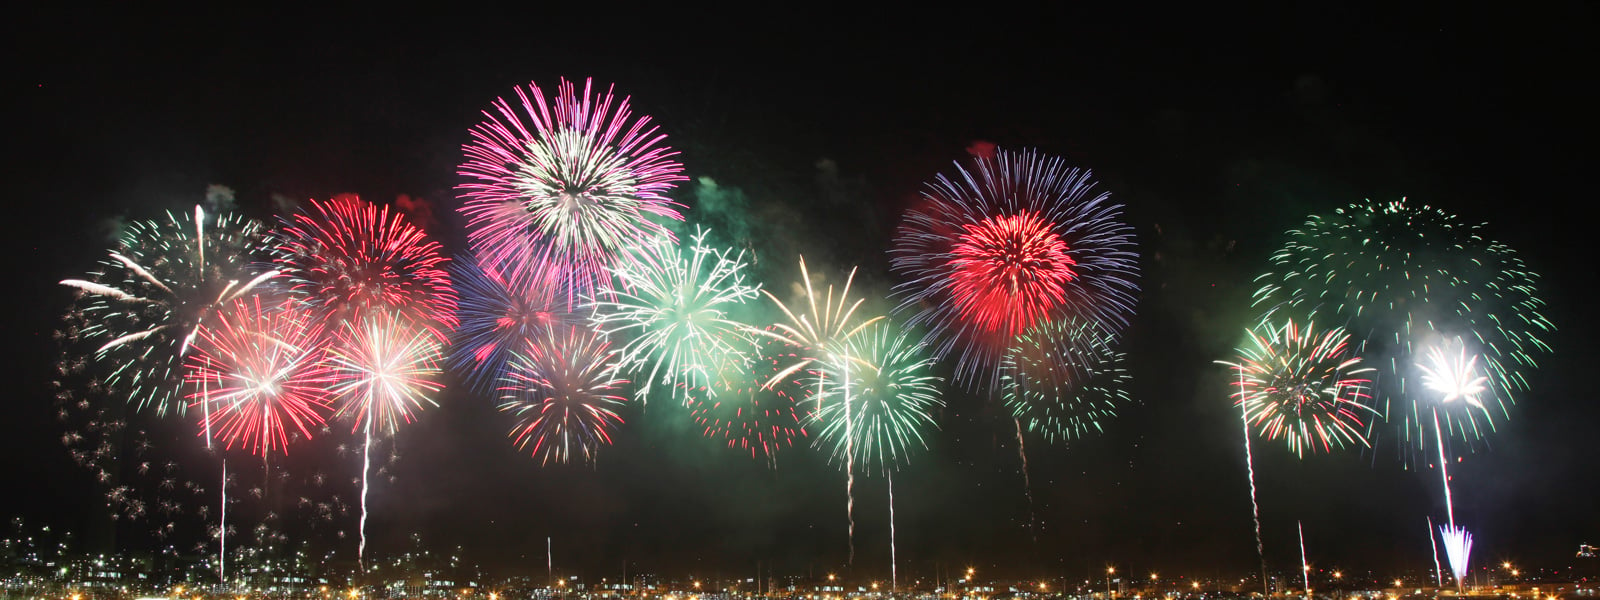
[1417,341,1491,410]
[449,256,577,394]
[591,228,760,404]
[810,323,944,474]
[324,311,444,570]
[185,297,335,456]
[61,204,279,415]
[890,148,1139,386]
[458,77,687,305]
[683,331,811,464]
[748,257,884,563]
[750,257,884,394]
[1219,319,1377,458]
[327,313,446,436]
[1252,198,1551,451]
[1001,316,1131,445]
[500,326,629,466]
[273,194,456,339]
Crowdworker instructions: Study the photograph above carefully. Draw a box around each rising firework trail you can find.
[61,203,278,415]
[1418,341,1490,588]
[1299,521,1311,599]
[1002,315,1130,536]
[890,148,1139,386]
[751,257,884,563]
[458,77,687,306]
[889,470,898,593]
[1014,418,1035,542]
[1428,516,1443,587]
[327,314,445,571]
[811,323,943,572]
[219,459,227,585]
[1240,367,1268,595]
[591,228,760,404]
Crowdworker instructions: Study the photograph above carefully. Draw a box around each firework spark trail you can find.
[889,469,897,593]
[1428,516,1443,587]
[752,257,883,561]
[359,416,371,573]
[1240,369,1268,595]
[1299,521,1310,599]
[219,458,227,585]
[844,354,855,566]
[1015,417,1036,542]
[811,324,943,572]
[1433,410,1455,525]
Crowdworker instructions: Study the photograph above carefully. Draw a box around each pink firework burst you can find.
[185,297,334,456]
[274,194,457,339]
[458,77,687,306]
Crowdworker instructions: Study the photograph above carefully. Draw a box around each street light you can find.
[1107,567,1116,599]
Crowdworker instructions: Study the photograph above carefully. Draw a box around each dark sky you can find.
[7,3,1598,585]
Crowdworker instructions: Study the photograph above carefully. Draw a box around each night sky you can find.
[8,3,1598,584]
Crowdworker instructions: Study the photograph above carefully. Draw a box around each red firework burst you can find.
[890,148,1139,386]
[185,297,335,456]
[273,194,457,339]
[684,332,812,464]
[948,211,1078,338]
